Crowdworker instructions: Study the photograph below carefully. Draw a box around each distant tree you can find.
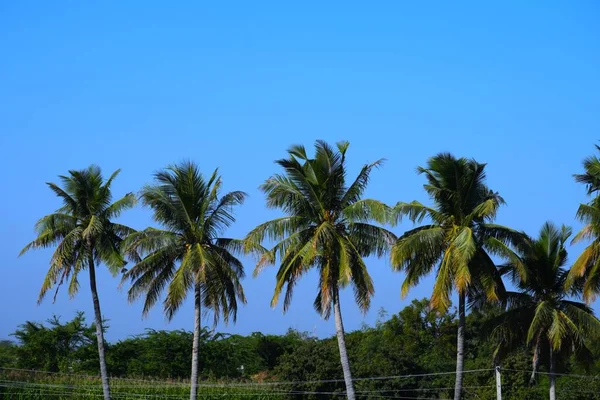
[390,153,525,400]
[20,166,136,400]
[487,222,600,400]
[122,162,246,400]
[384,299,457,371]
[108,329,194,378]
[245,141,394,400]
[12,313,98,373]
[253,332,300,371]
[274,335,343,396]
[0,340,17,369]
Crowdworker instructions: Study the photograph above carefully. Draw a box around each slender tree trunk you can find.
[530,338,541,385]
[88,255,111,400]
[189,282,202,400]
[454,291,466,400]
[549,349,556,400]
[332,289,356,400]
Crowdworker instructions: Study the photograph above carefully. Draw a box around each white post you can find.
[495,366,502,400]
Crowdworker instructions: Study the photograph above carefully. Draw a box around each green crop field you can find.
[0,370,292,400]
[5,368,600,400]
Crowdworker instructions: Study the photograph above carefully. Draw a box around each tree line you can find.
[17,140,600,400]
[1,300,599,399]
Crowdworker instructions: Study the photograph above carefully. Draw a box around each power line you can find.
[501,368,600,380]
[0,366,494,388]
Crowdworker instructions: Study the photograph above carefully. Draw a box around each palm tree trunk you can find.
[189,282,201,400]
[453,291,466,400]
[332,289,356,400]
[549,349,556,400]
[88,255,111,400]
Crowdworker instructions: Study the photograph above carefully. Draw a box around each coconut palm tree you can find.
[244,140,395,400]
[20,166,136,400]
[487,222,600,400]
[121,162,246,400]
[390,153,525,400]
[567,145,600,301]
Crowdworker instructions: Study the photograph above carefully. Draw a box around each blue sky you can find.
[1,1,599,342]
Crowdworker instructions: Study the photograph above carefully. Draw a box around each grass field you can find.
[0,369,293,400]
[2,368,600,399]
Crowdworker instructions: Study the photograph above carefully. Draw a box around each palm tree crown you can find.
[122,162,247,323]
[245,140,394,317]
[568,145,600,301]
[391,153,524,311]
[20,166,136,302]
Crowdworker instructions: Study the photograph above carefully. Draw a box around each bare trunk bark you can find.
[454,291,466,400]
[189,282,201,400]
[88,255,111,400]
[549,349,556,400]
[333,289,356,400]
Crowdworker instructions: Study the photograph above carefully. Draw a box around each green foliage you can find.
[390,153,525,311]
[3,301,600,399]
[107,329,193,378]
[246,140,395,317]
[275,336,344,396]
[487,222,600,377]
[0,340,17,368]
[122,162,246,323]
[11,313,98,373]
[20,166,136,302]
[570,145,600,302]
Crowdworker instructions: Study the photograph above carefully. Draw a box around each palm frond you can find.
[392,201,442,225]
[343,199,391,224]
[244,217,309,250]
[430,249,454,312]
[527,300,553,344]
[561,301,600,338]
[340,159,385,209]
[392,226,445,296]
[574,148,600,194]
[347,222,396,258]
[205,191,248,234]
[105,193,137,219]
[343,237,375,313]
[450,226,476,293]
[566,242,599,294]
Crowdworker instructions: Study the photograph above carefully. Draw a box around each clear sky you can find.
[1,1,599,342]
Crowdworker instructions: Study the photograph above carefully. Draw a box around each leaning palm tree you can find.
[390,153,525,400]
[487,222,600,400]
[567,145,600,301]
[20,166,136,400]
[245,140,395,400]
[121,162,246,400]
